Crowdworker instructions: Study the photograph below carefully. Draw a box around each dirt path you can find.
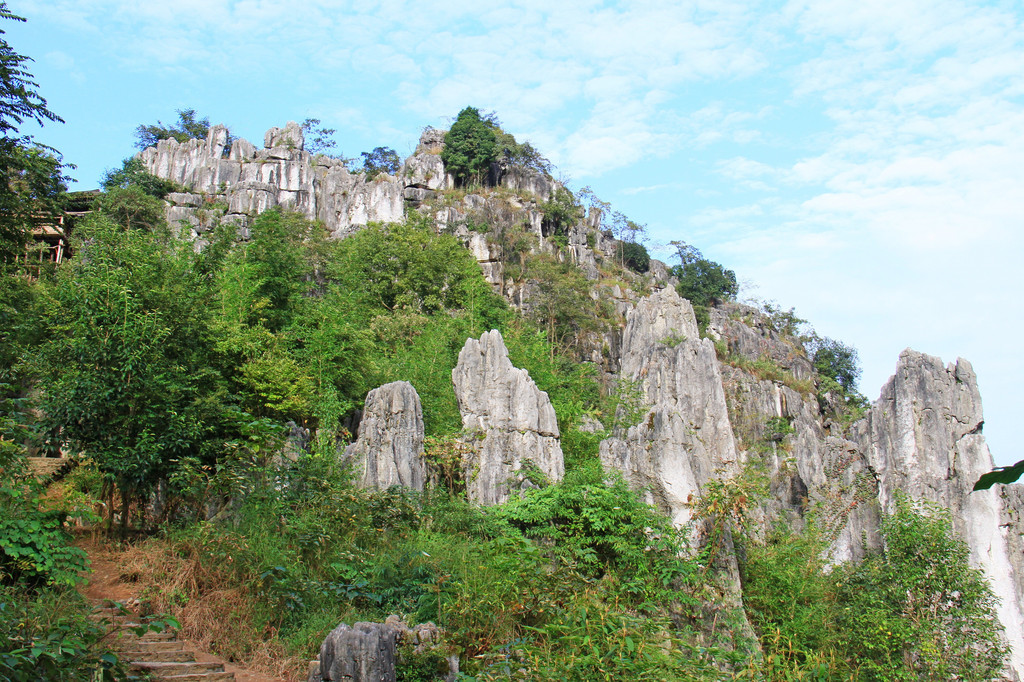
[79,537,290,682]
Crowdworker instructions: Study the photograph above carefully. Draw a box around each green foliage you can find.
[484,114,551,175]
[974,458,1024,490]
[540,186,582,245]
[740,525,845,675]
[834,495,1007,681]
[33,211,230,530]
[330,221,506,321]
[617,241,650,273]
[500,464,691,595]
[523,254,610,356]
[91,185,166,231]
[441,107,497,186]
[808,336,861,393]
[0,482,88,588]
[673,257,738,309]
[134,108,211,149]
[100,157,181,198]
[0,588,129,682]
[0,2,69,264]
[761,301,807,338]
[361,146,401,179]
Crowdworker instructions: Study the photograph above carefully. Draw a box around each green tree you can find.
[808,336,861,393]
[525,255,610,356]
[835,495,1007,680]
[361,146,400,179]
[540,186,583,246]
[441,107,496,186]
[301,117,337,155]
[617,241,650,273]
[134,108,211,149]
[0,3,68,264]
[100,157,180,198]
[670,242,737,331]
[34,212,227,534]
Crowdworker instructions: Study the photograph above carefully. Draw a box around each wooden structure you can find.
[19,189,98,279]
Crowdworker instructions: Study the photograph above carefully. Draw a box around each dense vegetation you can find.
[0,10,1010,680]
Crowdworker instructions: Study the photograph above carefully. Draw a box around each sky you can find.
[8,0,1023,466]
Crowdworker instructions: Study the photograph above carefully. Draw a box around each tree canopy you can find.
[0,3,68,264]
[441,107,497,186]
[134,108,211,149]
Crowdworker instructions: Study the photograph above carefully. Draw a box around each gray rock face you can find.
[309,620,401,682]
[452,330,564,505]
[264,121,304,150]
[850,350,1024,674]
[139,124,405,239]
[343,381,426,491]
[708,304,815,383]
[308,616,456,682]
[600,288,739,527]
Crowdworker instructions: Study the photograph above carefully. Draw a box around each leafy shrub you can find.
[617,241,650,273]
[740,525,845,675]
[101,157,182,198]
[808,336,861,394]
[500,464,691,599]
[0,588,128,682]
[834,495,1007,680]
[540,186,582,243]
[0,480,88,588]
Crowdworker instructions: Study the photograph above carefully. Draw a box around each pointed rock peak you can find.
[343,380,426,491]
[452,330,563,505]
[264,121,304,150]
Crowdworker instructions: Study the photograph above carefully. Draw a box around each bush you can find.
[617,241,650,273]
[834,495,1007,680]
[0,587,128,682]
[808,336,861,393]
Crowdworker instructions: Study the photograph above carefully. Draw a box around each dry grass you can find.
[106,539,305,680]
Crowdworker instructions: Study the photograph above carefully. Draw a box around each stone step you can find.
[131,661,225,676]
[122,649,194,663]
[111,630,177,642]
[156,673,235,682]
[121,639,186,653]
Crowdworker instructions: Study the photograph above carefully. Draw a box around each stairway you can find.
[93,603,236,681]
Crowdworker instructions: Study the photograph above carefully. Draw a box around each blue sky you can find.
[9,0,1023,465]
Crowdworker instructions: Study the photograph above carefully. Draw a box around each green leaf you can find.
[973,459,1024,490]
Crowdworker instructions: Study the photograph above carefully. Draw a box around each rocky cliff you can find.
[140,122,1024,677]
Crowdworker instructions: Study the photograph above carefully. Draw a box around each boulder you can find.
[343,381,426,491]
[307,616,456,682]
[452,330,563,505]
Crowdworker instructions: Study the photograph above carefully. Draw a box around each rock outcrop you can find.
[452,330,563,505]
[600,288,739,527]
[139,124,405,239]
[307,616,455,682]
[343,381,426,491]
[850,350,1024,674]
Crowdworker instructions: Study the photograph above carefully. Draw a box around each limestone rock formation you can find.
[600,288,739,527]
[308,620,401,682]
[452,330,563,505]
[343,381,426,491]
[307,616,456,682]
[850,350,1024,674]
[138,124,405,239]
